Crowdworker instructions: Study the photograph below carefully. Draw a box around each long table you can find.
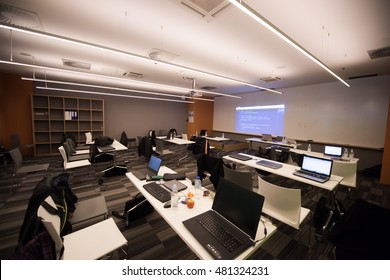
[126,166,276,260]
[224,153,343,191]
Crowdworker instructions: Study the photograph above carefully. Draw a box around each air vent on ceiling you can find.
[367,46,390,59]
[123,71,143,79]
[148,48,179,62]
[180,0,230,19]
[62,59,91,70]
[260,76,282,82]
[0,2,43,29]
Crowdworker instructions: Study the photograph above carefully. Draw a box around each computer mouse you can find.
[163,201,171,208]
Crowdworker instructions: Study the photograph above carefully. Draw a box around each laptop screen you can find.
[147,155,162,173]
[212,178,264,240]
[324,145,343,157]
[301,155,333,176]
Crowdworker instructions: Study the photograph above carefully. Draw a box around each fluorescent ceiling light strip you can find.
[228,0,350,87]
[0,59,239,99]
[22,77,214,102]
[36,86,194,103]
[0,23,280,94]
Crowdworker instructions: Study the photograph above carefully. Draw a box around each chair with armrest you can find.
[9,147,49,176]
[223,165,253,191]
[257,176,311,250]
[58,146,91,170]
[62,141,90,161]
[38,195,127,259]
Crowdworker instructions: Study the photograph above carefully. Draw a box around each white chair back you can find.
[182,133,188,140]
[258,176,302,229]
[37,195,64,259]
[85,132,92,144]
[58,146,68,169]
[332,160,357,188]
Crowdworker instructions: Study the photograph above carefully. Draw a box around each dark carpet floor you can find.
[1,143,389,260]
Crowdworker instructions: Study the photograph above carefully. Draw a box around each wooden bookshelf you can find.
[32,94,104,155]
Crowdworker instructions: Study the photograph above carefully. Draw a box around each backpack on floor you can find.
[112,193,154,227]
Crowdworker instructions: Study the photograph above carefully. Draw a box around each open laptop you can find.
[183,177,265,260]
[324,145,343,159]
[132,155,162,180]
[293,155,333,183]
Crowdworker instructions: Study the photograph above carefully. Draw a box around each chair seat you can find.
[262,205,310,230]
[69,195,108,225]
[15,163,49,174]
[62,218,126,260]
[64,159,91,170]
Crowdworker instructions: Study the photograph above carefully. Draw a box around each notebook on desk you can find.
[183,177,265,260]
[133,155,162,180]
[229,153,252,161]
[293,155,333,183]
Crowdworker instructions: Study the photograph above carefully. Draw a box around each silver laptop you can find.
[324,145,343,158]
[132,155,162,180]
[163,179,187,192]
[293,155,333,183]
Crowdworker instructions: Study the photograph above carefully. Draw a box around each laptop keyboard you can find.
[143,182,171,203]
[196,213,243,252]
[294,170,329,182]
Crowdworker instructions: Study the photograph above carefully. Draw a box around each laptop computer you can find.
[182,177,265,260]
[132,155,162,180]
[229,153,252,161]
[163,179,187,192]
[324,145,343,158]
[293,155,333,183]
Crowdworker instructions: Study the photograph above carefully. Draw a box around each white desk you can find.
[205,136,230,141]
[288,148,358,188]
[158,136,195,163]
[99,139,128,176]
[246,137,298,149]
[224,153,343,191]
[126,166,276,260]
[157,136,195,145]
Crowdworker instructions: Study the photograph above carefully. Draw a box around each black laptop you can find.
[183,177,265,260]
[293,154,333,183]
[132,155,162,180]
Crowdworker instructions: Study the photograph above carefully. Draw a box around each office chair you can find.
[197,154,225,190]
[62,141,90,162]
[38,195,127,259]
[223,165,253,191]
[58,146,91,170]
[328,199,390,259]
[154,138,174,156]
[199,129,207,136]
[9,147,49,176]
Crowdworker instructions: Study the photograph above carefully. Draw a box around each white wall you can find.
[214,75,390,149]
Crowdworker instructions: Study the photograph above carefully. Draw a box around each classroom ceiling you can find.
[0,0,389,100]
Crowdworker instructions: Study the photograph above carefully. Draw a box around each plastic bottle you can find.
[343,148,349,159]
[349,148,354,159]
[194,176,202,199]
[307,143,311,152]
[171,184,178,208]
